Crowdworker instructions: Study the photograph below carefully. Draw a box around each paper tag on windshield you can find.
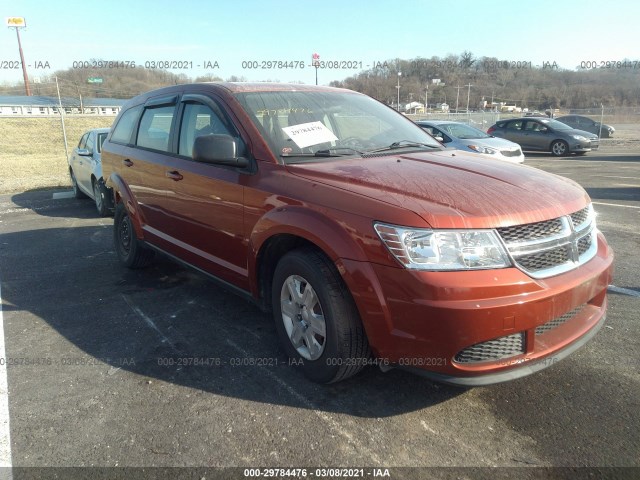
[282,121,338,149]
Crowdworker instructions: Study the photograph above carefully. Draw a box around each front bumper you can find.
[339,232,613,385]
[571,139,599,152]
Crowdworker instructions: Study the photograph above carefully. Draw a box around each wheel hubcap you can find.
[280,275,326,360]
[119,217,131,253]
[94,183,102,210]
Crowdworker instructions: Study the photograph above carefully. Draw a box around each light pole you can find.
[396,72,401,111]
[425,85,429,114]
[7,17,31,96]
[312,53,320,86]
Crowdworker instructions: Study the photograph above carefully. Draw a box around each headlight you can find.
[374,223,511,270]
[467,144,497,154]
[572,135,587,141]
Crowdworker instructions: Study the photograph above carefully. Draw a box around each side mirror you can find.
[435,135,444,143]
[193,134,249,168]
[77,148,93,156]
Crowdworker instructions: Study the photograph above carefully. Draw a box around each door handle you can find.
[165,170,183,181]
[123,159,133,167]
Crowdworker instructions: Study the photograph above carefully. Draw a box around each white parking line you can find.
[0,282,13,472]
[608,285,640,298]
[52,191,74,200]
[593,202,640,210]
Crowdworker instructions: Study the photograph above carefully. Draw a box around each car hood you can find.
[562,128,599,139]
[286,150,590,229]
[460,136,521,150]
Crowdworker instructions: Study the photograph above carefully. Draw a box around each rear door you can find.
[502,119,527,147]
[520,120,550,151]
[124,96,179,233]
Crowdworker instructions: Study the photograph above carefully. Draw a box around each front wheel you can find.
[113,203,154,268]
[550,140,569,157]
[272,247,370,383]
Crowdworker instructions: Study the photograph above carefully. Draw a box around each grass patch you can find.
[0,116,115,193]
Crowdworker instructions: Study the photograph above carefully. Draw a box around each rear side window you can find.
[136,106,176,152]
[86,132,95,152]
[507,120,523,131]
[111,106,142,144]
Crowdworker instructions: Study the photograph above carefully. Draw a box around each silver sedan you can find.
[67,128,113,216]
[416,120,525,163]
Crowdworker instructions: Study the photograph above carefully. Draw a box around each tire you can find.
[113,202,154,268]
[93,179,111,217]
[550,140,569,157]
[70,169,87,199]
[272,247,371,383]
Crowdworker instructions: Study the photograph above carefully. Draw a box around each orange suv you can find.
[101,83,613,385]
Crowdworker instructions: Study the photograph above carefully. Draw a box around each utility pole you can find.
[465,83,473,113]
[455,85,462,114]
[7,17,31,96]
[396,72,402,112]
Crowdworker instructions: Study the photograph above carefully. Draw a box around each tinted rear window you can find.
[111,106,142,145]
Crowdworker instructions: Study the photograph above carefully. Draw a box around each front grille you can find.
[454,333,525,364]
[535,304,586,335]
[497,218,564,243]
[577,234,592,256]
[571,206,590,229]
[496,204,597,278]
[501,149,522,157]
[517,246,570,272]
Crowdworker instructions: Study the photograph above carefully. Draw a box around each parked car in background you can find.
[101,83,613,386]
[416,120,524,163]
[487,117,600,156]
[556,115,615,138]
[68,128,114,216]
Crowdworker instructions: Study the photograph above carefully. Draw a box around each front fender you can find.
[248,205,374,296]
[249,205,371,264]
[108,173,146,240]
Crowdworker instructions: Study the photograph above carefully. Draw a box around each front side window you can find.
[178,103,233,157]
[235,90,442,163]
[136,106,175,152]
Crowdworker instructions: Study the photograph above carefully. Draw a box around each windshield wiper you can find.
[365,140,440,154]
[280,147,363,158]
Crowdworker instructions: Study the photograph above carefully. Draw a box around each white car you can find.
[68,128,114,216]
[416,120,525,164]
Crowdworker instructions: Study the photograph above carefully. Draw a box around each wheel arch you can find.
[249,206,369,311]
[108,173,146,240]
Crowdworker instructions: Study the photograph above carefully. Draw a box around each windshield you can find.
[539,119,573,130]
[235,90,442,162]
[438,123,491,139]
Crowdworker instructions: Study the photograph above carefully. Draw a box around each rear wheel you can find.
[114,202,154,268]
[272,247,370,383]
[93,179,111,217]
[551,140,569,157]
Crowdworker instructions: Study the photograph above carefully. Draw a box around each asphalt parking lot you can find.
[0,152,638,479]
